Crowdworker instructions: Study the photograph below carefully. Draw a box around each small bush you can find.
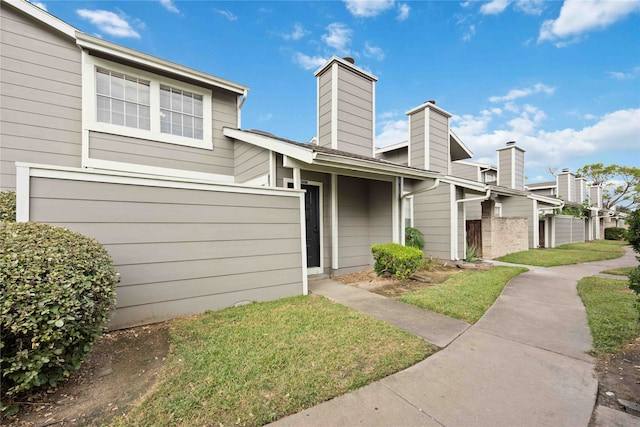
[1,222,119,407]
[372,243,423,280]
[604,227,628,241]
[405,227,424,249]
[0,191,16,223]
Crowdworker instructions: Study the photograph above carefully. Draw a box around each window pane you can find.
[111,74,124,99]
[194,96,203,116]
[139,84,150,105]
[160,86,170,109]
[183,116,193,138]
[112,99,124,114]
[171,89,182,112]
[125,78,138,102]
[97,68,151,130]
[160,109,171,133]
[139,117,150,130]
[112,111,124,126]
[171,112,182,136]
[183,95,193,114]
[96,70,110,96]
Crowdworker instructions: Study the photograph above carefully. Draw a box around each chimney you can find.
[405,100,452,173]
[314,56,377,157]
[575,176,587,204]
[556,168,575,202]
[588,184,603,208]
[496,141,526,191]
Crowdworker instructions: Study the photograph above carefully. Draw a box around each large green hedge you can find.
[1,222,119,408]
[0,191,16,223]
[371,243,423,280]
[604,227,628,241]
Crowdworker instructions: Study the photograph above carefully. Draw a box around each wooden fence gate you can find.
[539,220,546,248]
[466,220,482,257]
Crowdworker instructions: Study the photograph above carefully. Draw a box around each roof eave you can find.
[3,0,77,38]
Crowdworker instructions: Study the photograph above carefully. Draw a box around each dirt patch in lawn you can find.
[331,264,468,297]
[593,336,640,420]
[5,322,171,427]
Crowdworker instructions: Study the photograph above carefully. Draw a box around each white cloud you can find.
[460,1,473,8]
[397,3,410,21]
[363,41,385,60]
[322,23,352,54]
[282,23,309,41]
[293,52,328,70]
[159,0,179,14]
[539,0,640,44]
[76,9,141,38]
[480,0,510,15]
[514,0,544,15]
[29,1,47,11]
[584,113,597,120]
[488,83,555,103]
[376,118,409,147]
[215,9,238,21]
[463,24,476,41]
[259,113,273,122]
[344,0,395,17]
[608,66,640,80]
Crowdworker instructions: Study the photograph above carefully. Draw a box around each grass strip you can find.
[113,295,435,426]
[577,276,639,355]
[600,267,635,276]
[398,266,527,324]
[495,241,626,267]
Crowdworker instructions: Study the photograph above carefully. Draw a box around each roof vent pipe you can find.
[561,168,570,173]
[343,57,355,64]
[426,100,436,105]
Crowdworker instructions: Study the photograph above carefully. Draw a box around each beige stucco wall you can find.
[481,200,528,259]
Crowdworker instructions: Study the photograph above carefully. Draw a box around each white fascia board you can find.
[223,128,315,164]
[406,101,452,118]
[312,153,439,180]
[313,56,378,81]
[375,140,408,153]
[76,33,248,95]
[528,193,563,207]
[453,159,495,169]
[3,0,77,39]
[450,130,473,159]
[441,176,487,193]
[15,162,301,197]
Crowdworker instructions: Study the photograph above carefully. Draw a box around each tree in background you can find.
[577,163,640,212]
[627,209,640,320]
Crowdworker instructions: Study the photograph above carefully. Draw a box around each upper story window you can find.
[84,55,213,149]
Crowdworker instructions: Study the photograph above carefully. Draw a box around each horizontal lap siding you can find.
[555,217,572,246]
[498,151,512,188]
[514,150,524,190]
[338,176,371,273]
[409,110,425,169]
[500,196,535,247]
[0,5,82,190]
[428,111,449,174]
[335,67,373,157]
[369,180,392,247]
[376,149,408,165]
[28,176,303,329]
[317,71,332,147]
[234,141,269,183]
[452,162,479,181]
[414,182,452,260]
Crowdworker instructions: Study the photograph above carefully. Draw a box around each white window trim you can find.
[83,53,213,150]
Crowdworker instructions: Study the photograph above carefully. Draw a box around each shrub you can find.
[372,243,423,280]
[1,222,119,406]
[405,227,424,249]
[604,227,628,241]
[0,191,16,223]
[627,209,640,253]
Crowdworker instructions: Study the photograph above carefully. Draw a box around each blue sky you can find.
[34,0,639,183]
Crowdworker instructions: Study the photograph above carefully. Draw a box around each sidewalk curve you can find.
[269,247,638,427]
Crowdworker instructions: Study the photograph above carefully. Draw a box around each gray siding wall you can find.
[428,109,449,174]
[0,4,82,190]
[336,67,373,157]
[376,148,408,165]
[414,182,452,260]
[529,188,555,197]
[409,109,425,169]
[555,216,585,246]
[338,176,371,273]
[466,200,482,221]
[589,185,602,208]
[88,84,238,178]
[369,180,392,248]
[497,149,512,188]
[317,70,332,148]
[27,175,304,329]
[452,162,479,181]
[557,173,574,202]
[514,149,524,191]
[234,142,269,183]
[499,195,536,248]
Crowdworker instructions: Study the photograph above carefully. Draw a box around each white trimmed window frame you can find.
[83,54,213,150]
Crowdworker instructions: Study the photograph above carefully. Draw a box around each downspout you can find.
[401,178,441,200]
[455,188,491,204]
[238,89,248,110]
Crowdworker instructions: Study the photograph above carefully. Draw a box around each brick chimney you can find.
[406,100,452,173]
[496,141,525,191]
[314,56,377,157]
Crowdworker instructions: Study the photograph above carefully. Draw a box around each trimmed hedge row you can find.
[604,227,628,241]
[1,221,119,406]
[0,191,16,223]
[372,243,423,280]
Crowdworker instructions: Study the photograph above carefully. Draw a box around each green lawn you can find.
[495,241,626,267]
[577,276,639,355]
[398,266,528,323]
[113,295,435,426]
[601,267,635,276]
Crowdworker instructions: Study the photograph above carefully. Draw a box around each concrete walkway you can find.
[269,248,638,427]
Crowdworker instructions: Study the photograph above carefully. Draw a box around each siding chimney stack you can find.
[496,141,526,191]
[405,100,452,173]
[556,168,576,202]
[314,56,377,157]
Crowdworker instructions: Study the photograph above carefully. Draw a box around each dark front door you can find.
[302,184,321,268]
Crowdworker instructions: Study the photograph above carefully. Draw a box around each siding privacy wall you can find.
[23,169,305,329]
[499,196,536,248]
[0,4,82,190]
[555,216,586,246]
[414,182,452,260]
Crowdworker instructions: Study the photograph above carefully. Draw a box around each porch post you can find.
[331,173,339,271]
[392,177,399,244]
[293,167,301,189]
